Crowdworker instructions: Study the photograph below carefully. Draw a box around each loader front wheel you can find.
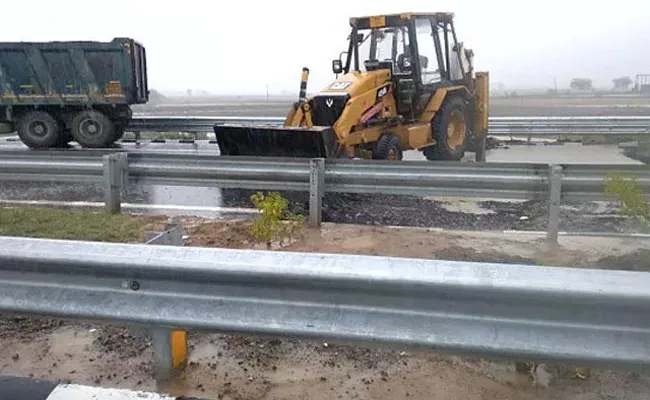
[373,134,403,161]
[425,96,469,161]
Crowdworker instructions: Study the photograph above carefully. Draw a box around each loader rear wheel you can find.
[373,134,403,161]
[424,96,469,161]
[16,111,61,149]
[71,110,116,148]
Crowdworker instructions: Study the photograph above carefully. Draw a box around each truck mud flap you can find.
[213,124,338,158]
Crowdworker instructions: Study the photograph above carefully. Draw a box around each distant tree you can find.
[570,78,593,91]
[612,76,633,91]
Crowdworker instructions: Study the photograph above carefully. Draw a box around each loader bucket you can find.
[213,124,338,158]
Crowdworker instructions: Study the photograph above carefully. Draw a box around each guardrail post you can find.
[547,165,563,245]
[145,224,188,381]
[102,153,128,214]
[309,158,325,227]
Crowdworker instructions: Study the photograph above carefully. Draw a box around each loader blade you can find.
[213,124,337,158]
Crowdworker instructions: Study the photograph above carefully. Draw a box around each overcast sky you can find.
[3,1,649,95]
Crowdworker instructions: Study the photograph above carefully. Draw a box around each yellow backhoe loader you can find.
[214,12,489,161]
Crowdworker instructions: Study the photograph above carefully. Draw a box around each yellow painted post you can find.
[152,328,188,380]
[171,330,188,369]
[473,71,489,163]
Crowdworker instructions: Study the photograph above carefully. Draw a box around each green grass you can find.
[0,207,149,242]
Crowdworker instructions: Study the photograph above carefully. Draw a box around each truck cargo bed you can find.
[0,38,148,106]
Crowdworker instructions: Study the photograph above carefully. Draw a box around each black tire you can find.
[70,110,116,148]
[16,111,61,149]
[423,96,470,161]
[373,133,403,160]
[54,129,73,147]
[114,125,126,141]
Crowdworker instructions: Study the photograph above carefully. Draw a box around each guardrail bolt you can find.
[130,281,140,291]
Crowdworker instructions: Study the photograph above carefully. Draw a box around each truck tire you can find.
[70,110,116,148]
[424,95,469,161]
[55,129,73,147]
[16,111,61,149]
[114,125,126,141]
[373,133,403,160]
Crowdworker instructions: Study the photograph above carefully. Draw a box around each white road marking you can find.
[0,199,260,214]
[46,383,176,399]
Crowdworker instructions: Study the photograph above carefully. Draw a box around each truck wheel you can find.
[373,134,403,160]
[70,110,116,148]
[16,111,61,149]
[114,125,126,141]
[425,95,469,161]
[54,129,73,147]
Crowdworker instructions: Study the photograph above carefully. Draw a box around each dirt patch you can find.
[184,219,257,249]
[433,246,537,265]
[181,220,644,270]
[184,221,455,259]
[596,249,650,271]
[94,326,152,360]
[0,315,65,341]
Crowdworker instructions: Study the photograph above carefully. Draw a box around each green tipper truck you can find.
[0,37,148,148]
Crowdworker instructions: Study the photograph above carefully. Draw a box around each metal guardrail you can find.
[1,235,649,371]
[128,115,650,136]
[0,149,649,242]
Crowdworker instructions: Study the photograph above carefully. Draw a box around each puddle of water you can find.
[133,184,250,217]
[147,185,224,208]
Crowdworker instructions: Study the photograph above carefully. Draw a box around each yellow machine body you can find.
[214,12,489,161]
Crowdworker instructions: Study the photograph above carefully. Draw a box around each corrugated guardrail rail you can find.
[0,149,649,243]
[127,115,650,136]
[0,236,649,372]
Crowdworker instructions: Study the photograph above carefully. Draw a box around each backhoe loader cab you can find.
[334,13,474,90]
[214,12,489,161]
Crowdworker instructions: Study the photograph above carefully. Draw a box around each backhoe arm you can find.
[283,67,314,128]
